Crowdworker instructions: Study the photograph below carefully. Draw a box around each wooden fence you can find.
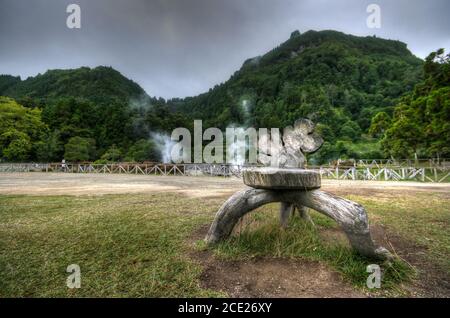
[330,158,450,169]
[318,166,450,183]
[0,162,244,178]
[0,162,449,183]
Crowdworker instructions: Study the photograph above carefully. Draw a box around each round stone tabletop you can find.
[242,167,321,190]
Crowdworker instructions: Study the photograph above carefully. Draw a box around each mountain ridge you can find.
[0,29,432,162]
[0,66,150,106]
[170,30,422,133]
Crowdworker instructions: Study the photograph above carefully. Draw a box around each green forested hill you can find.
[0,75,21,94]
[0,66,147,105]
[171,30,423,160]
[0,66,189,162]
[1,30,447,163]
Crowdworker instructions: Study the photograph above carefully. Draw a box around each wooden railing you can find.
[1,161,449,183]
[318,166,450,183]
[0,162,244,178]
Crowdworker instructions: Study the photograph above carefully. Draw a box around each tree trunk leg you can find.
[285,190,392,260]
[279,202,293,228]
[296,205,315,226]
[205,189,278,244]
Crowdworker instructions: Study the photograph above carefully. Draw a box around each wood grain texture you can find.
[205,188,392,260]
[243,167,321,190]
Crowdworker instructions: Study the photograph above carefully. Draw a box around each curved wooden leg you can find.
[205,188,392,260]
[205,189,278,244]
[285,190,392,260]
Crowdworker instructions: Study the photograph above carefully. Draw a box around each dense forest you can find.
[0,30,448,163]
[0,67,190,162]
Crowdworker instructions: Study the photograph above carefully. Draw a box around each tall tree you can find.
[382,49,450,158]
[0,96,47,161]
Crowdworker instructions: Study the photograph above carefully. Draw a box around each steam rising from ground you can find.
[241,99,250,119]
[227,126,248,166]
[128,95,175,163]
[142,95,259,165]
[226,97,253,165]
[151,132,175,163]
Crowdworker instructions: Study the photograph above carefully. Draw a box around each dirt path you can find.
[0,172,448,197]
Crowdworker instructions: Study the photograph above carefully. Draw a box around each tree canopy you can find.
[381,49,450,158]
[0,96,47,161]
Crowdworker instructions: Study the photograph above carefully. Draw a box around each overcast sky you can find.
[0,0,449,99]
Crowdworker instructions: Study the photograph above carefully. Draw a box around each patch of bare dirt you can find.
[194,249,365,298]
[189,225,365,298]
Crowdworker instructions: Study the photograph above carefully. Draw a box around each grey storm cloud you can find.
[0,0,449,98]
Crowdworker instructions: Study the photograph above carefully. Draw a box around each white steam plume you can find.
[150,132,175,163]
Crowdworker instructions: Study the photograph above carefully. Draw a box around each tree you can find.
[423,87,450,157]
[125,139,159,162]
[382,117,423,157]
[0,96,47,161]
[382,49,450,158]
[423,48,450,88]
[35,130,63,162]
[0,130,32,161]
[340,121,361,141]
[100,144,123,162]
[369,112,391,137]
[64,137,96,162]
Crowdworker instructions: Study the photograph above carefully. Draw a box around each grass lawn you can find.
[0,190,448,297]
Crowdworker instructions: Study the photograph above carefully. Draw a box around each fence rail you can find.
[326,158,450,169]
[318,166,450,183]
[1,162,449,183]
[0,163,245,178]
